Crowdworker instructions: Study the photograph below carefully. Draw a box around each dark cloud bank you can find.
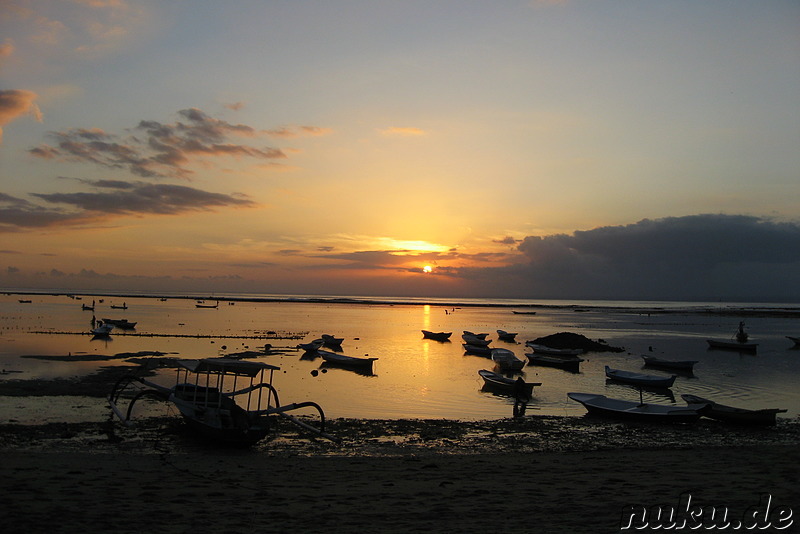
[458,214,800,301]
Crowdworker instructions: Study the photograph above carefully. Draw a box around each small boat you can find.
[18,299,32,303]
[568,392,703,423]
[421,330,452,341]
[102,318,137,329]
[526,353,584,372]
[786,336,800,347]
[681,394,787,426]
[490,348,525,371]
[109,358,336,445]
[321,334,344,348]
[496,330,518,342]
[525,342,584,356]
[463,331,489,339]
[641,355,698,371]
[478,370,540,398]
[195,301,217,309]
[297,339,324,353]
[512,311,537,315]
[318,349,377,368]
[462,333,491,346]
[82,301,95,311]
[706,339,758,352]
[463,343,493,356]
[91,322,114,336]
[605,366,676,388]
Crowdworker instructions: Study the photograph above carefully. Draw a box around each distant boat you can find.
[568,392,703,423]
[421,330,452,341]
[297,339,324,353]
[195,301,217,309]
[18,299,32,303]
[321,334,344,348]
[786,336,800,347]
[525,342,584,356]
[462,333,491,346]
[526,353,583,373]
[706,339,758,352]
[463,343,493,356]
[478,369,539,398]
[318,349,376,369]
[91,322,113,337]
[101,318,137,329]
[682,394,787,426]
[82,301,95,311]
[641,355,698,372]
[496,330,518,342]
[490,348,525,371]
[463,331,489,340]
[512,311,537,315]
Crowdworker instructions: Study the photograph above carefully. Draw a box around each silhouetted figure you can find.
[512,377,528,418]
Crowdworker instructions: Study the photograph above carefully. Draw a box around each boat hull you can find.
[681,394,786,426]
[568,393,702,423]
[605,366,676,388]
[706,339,758,352]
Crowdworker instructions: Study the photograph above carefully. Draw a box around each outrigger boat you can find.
[108,358,336,445]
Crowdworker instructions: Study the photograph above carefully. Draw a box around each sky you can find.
[1,0,799,301]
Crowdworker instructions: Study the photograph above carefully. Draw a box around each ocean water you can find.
[1,291,799,424]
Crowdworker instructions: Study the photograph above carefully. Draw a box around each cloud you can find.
[30,108,292,178]
[0,183,255,232]
[461,214,800,300]
[0,89,43,143]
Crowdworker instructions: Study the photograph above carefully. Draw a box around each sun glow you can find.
[423,265,433,273]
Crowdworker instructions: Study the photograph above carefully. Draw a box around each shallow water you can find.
[1,293,799,423]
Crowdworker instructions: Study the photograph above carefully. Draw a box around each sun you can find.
[422,265,433,273]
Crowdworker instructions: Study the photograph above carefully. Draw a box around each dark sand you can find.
[1,415,798,533]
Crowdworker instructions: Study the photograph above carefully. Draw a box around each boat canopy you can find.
[177,358,280,377]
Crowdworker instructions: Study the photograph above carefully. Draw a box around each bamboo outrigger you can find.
[109,358,338,445]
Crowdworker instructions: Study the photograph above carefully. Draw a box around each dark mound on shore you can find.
[531,332,624,353]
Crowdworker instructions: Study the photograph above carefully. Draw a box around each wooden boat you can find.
[786,336,800,347]
[421,330,452,341]
[102,318,137,329]
[463,343,493,356]
[641,355,698,371]
[605,366,677,388]
[706,339,758,352]
[478,369,539,398]
[462,333,491,346]
[195,301,217,309]
[568,392,703,423]
[318,349,376,368]
[321,334,344,348]
[463,331,489,339]
[297,339,324,352]
[109,358,336,445]
[490,348,525,371]
[525,342,584,356]
[526,352,583,372]
[681,394,787,426]
[496,330,518,342]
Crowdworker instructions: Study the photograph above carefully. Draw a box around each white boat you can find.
[496,330,518,342]
[490,348,525,371]
[462,333,491,346]
[91,323,113,336]
[640,355,698,371]
[318,349,376,368]
[568,392,703,423]
[109,358,336,445]
[681,394,787,426]
[605,366,676,388]
[478,370,539,398]
[525,342,584,356]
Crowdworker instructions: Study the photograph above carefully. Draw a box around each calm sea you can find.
[2,291,799,424]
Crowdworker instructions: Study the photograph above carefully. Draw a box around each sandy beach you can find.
[2,415,798,533]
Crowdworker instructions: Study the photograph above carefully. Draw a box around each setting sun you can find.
[423,265,433,273]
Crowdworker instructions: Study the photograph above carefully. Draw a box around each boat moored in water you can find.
[490,348,525,371]
[478,369,539,399]
[568,392,703,423]
[605,366,677,388]
[422,330,452,341]
[681,394,787,426]
[640,355,697,372]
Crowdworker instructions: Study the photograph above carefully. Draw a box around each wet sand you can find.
[1,416,798,533]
